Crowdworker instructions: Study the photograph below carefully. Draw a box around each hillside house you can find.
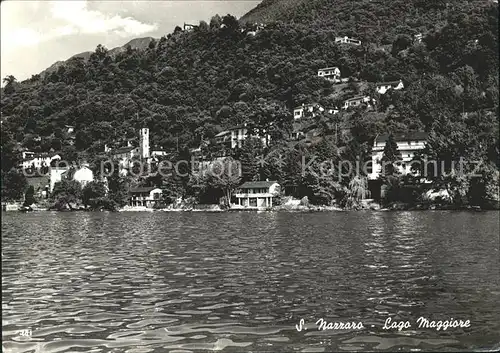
[369,132,428,180]
[129,187,162,207]
[106,128,151,173]
[20,152,61,171]
[65,125,75,134]
[342,96,372,110]
[414,33,423,43]
[293,104,338,121]
[376,80,404,94]
[317,67,341,82]
[335,36,362,46]
[214,130,232,150]
[230,124,271,149]
[234,181,280,209]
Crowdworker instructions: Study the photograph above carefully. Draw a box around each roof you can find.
[239,181,278,189]
[293,103,322,110]
[376,80,402,86]
[129,187,158,193]
[345,95,369,102]
[111,146,135,154]
[215,130,231,137]
[318,67,339,71]
[375,132,428,143]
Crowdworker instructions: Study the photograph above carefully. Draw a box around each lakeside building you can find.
[129,187,162,207]
[234,180,280,209]
[68,165,94,188]
[376,80,404,94]
[335,36,362,46]
[369,132,428,180]
[49,164,95,192]
[317,67,341,82]
[342,96,373,110]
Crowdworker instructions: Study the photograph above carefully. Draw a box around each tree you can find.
[202,157,241,207]
[343,176,370,209]
[3,75,16,86]
[23,185,36,206]
[1,169,28,201]
[381,134,402,176]
[82,181,107,209]
[51,180,82,210]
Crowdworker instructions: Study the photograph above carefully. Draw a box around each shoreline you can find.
[3,204,495,213]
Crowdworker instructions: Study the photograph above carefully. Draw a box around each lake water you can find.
[2,211,500,352]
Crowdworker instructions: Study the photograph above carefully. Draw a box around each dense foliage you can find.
[1,0,498,208]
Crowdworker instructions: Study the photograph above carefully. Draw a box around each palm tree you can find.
[3,75,17,86]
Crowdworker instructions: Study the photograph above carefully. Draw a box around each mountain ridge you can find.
[39,37,156,78]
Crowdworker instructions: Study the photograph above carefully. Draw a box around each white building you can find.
[342,96,372,110]
[369,132,428,180]
[293,103,338,120]
[129,187,162,207]
[317,67,341,82]
[234,181,280,209]
[229,124,271,149]
[107,128,151,173]
[72,165,94,188]
[376,80,404,94]
[335,36,361,46]
[49,167,68,192]
[21,152,61,170]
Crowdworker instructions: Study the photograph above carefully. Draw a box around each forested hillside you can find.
[1,0,498,207]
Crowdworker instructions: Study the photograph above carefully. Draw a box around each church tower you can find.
[139,128,150,160]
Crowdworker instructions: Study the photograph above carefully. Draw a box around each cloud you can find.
[49,1,158,37]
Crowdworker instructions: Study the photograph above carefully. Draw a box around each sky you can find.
[1,0,260,82]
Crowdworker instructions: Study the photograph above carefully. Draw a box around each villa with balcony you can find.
[233,181,280,209]
[317,67,341,82]
[342,96,372,110]
[293,103,338,121]
[129,187,162,207]
[335,36,362,46]
[369,132,428,180]
[376,80,404,94]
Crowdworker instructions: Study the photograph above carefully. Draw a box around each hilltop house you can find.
[376,80,404,94]
[184,23,198,31]
[317,67,341,82]
[335,36,361,46]
[342,96,372,110]
[234,180,280,209]
[369,132,428,180]
[129,187,162,207]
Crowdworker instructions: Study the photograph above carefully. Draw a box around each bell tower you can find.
[139,128,150,160]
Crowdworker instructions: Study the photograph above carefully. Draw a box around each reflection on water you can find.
[2,211,500,352]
